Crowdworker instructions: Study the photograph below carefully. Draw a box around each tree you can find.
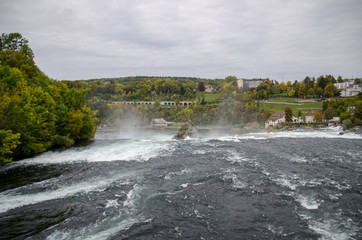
[0,32,96,161]
[184,88,194,99]
[342,119,353,130]
[0,33,34,59]
[324,106,336,120]
[285,106,293,122]
[0,130,20,165]
[324,83,338,98]
[303,76,312,88]
[272,84,281,95]
[221,82,238,97]
[314,112,324,122]
[317,75,328,89]
[288,88,295,97]
[225,76,238,84]
[298,83,307,98]
[197,81,205,92]
[316,87,323,97]
[280,82,287,92]
[1,33,27,51]
[307,88,315,98]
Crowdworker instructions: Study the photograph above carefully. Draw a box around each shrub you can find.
[342,119,353,130]
[53,135,75,148]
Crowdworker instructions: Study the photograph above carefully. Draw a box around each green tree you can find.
[316,87,323,97]
[324,83,338,98]
[0,33,34,59]
[280,82,287,92]
[285,106,293,122]
[272,83,281,95]
[0,130,20,165]
[303,76,312,89]
[225,76,238,84]
[221,82,238,97]
[342,119,353,130]
[288,89,295,97]
[324,106,336,120]
[317,75,328,89]
[0,32,96,162]
[197,81,205,92]
[298,83,307,98]
[307,88,315,98]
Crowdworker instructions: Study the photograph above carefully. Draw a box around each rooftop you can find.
[269,110,285,120]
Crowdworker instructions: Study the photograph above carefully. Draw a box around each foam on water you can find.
[204,127,362,142]
[164,168,193,180]
[123,184,142,209]
[222,168,248,190]
[267,224,289,237]
[46,185,149,240]
[218,135,266,141]
[12,129,177,165]
[301,211,359,240]
[296,194,323,210]
[290,155,309,163]
[105,199,119,208]
[226,149,250,164]
[251,127,361,139]
[275,177,298,191]
[0,172,134,213]
[20,139,172,165]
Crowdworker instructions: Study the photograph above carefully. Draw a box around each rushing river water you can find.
[0,127,361,240]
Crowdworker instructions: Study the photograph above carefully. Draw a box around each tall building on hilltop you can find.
[334,80,361,97]
[237,78,264,89]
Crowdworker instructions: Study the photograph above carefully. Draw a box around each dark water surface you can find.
[0,127,361,239]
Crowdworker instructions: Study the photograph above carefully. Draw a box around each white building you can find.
[238,79,264,89]
[334,81,361,97]
[237,79,244,89]
[205,85,216,93]
[305,112,316,123]
[265,111,286,128]
[292,116,303,123]
[339,85,362,97]
[334,81,354,89]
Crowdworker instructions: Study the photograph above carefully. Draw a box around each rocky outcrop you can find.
[173,122,198,139]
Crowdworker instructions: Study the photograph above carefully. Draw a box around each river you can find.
[0,127,361,239]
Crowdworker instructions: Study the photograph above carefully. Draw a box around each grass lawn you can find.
[259,98,323,116]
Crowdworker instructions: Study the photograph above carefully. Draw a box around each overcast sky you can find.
[1,0,361,81]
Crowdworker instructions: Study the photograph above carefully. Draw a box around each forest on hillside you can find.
[65,74,361,129]
[0,33,95,165]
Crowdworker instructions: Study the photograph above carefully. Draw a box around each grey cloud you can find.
[0,0,361,81]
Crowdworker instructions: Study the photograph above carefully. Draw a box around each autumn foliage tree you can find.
[314,112,324,122]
